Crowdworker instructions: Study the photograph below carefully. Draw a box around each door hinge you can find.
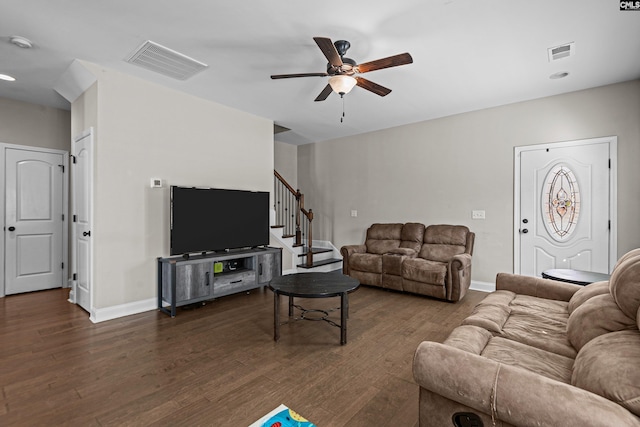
[62,214,65,221]
[73,273,77,281]
[61,262,64,269]
[73,214,77,222]
[608,158,611,169]
[608,220,611,230]
[58,164,65,173]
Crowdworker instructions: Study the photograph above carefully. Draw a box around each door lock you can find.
[8,226,15,231]
[522,219,528,224]
[522,229,529,234]
[83,231,91,237]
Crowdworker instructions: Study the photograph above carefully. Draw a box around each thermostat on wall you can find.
[150,178,163,188]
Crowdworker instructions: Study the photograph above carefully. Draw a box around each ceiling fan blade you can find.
[313,37,343,67]
[271,72,328,79]
[356,53,413,74]
[355,77,392,97]
[314,84,333,102]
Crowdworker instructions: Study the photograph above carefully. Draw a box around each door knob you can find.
[83,231,91,237]
[7,226,15,231]
[522,229,529,234]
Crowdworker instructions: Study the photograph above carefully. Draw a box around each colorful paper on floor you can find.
[249,404,316,427]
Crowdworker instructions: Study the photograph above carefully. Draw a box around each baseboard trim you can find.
[470,280,495,293]
[90,297,157,323]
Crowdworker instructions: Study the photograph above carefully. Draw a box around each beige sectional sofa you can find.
[340,223,474,302]
[413,249,640,426]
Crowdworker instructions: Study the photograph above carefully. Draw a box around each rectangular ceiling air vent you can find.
[125,40,208,80]
[548,42,575,62]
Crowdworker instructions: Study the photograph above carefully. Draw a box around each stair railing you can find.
[274,170,314,267]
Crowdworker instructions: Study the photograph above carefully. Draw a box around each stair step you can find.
[297,258,342,269]
[297,247,333,257]
[270,225,284,229]
[282,234,296,239]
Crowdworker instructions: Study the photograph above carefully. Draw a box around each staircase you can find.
[271,171,342,273]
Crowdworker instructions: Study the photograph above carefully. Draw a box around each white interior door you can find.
[5,148,65,294]
[71,130,93,313]
[518,140,613,276]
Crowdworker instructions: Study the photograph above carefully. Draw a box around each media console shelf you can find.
[157,246,282,317]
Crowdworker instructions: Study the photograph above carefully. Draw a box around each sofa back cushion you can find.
[568,281,610,314]
[418,225,469,262]
[572,330,640,417]
[609,254,640,319]
[399,222,425,252]
[567,293,637,350]
[365,223,403,254]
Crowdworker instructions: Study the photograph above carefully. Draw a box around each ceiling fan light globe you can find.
[329,75,356,95]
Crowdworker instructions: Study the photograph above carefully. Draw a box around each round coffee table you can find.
[541,268,610,286]
[268,272,360,345]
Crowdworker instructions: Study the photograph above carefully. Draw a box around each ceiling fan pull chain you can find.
[341,95,346,123]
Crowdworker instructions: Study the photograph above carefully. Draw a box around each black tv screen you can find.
[170,186,270,255]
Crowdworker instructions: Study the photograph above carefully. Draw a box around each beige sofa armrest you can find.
[446,253,472,301]
[496,272,581,302]
[340,244,366,275]
[413,341,640,427]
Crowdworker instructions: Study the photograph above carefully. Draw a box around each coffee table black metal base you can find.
[269,272,360,345]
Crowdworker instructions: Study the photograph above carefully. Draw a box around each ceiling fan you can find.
[271,37,413,101]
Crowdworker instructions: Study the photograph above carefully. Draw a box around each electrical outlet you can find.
[472,210,486,220]
[350,210,358,217]
[150,178,162,188]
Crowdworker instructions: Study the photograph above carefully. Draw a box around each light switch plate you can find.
[472,210,486,219]
[150,178,162,188]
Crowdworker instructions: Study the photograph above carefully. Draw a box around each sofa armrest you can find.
[340,244,366,275]
[446,253,472,301]
[496,272,581,302]
[413,341,640,427]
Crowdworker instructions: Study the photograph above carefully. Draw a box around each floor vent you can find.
[125,40,208,80]
[548,42,575,62]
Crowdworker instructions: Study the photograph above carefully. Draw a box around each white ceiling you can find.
[1,1,639,144]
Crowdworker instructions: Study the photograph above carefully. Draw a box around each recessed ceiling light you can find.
[10,36,33,49]
[0,74,16,82]
[549,71,569,79]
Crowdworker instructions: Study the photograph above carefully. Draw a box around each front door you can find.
[517,138,615,276]
[5,148,65,294]
[71,130,93,313]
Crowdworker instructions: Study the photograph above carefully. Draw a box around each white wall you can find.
[297,80,640,283]
[0,97,70,150]
[73,62,273,310]
[274,140,298,188]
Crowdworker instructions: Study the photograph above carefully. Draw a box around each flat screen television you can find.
[170,186,270,256]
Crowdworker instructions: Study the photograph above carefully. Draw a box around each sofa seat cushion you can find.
[402,258,447,285]
[500,307,575,358]
[572,330,640,417]
[350,253,382,273]
[481,336,574,384]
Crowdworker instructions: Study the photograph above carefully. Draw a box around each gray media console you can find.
[157,246,282,317]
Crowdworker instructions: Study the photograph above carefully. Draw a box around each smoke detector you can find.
[10,36,33,49]
[548,42,574,62]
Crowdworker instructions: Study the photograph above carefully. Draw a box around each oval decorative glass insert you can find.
[542,164,580,241]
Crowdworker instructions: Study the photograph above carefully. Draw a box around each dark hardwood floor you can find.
[0,283,486,426]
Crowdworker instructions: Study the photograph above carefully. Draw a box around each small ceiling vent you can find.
[548,42,575,62]
[125,40,208,80]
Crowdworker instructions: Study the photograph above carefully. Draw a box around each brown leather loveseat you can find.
[340,223,475,302]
